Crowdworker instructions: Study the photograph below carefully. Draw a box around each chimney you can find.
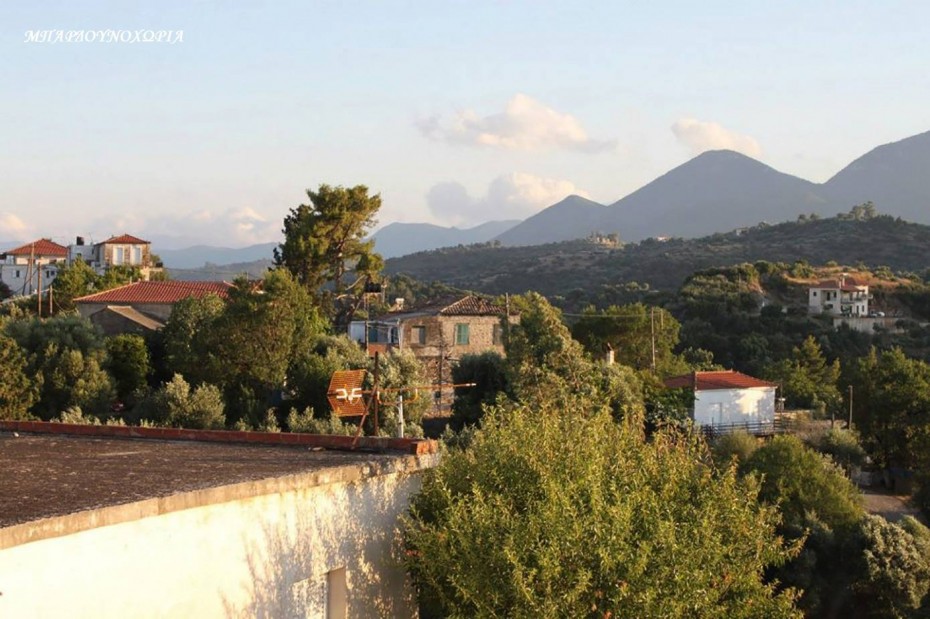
[76,236,85,246]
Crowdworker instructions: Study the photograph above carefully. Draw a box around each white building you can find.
[808,276,870,317]
[69,234,163,280]
[0,238,68,297]
[664,370,777,433]
[0,424,438,618]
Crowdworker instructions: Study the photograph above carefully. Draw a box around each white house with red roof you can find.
[74,280,233,335]
[808,275,869,317]
[0,238,69,296]
[664,370,778,432]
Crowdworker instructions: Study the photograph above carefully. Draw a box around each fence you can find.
[699,415,793,439]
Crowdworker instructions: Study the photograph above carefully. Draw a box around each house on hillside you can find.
[808,276,870,317]
[0,239,69,296]
[68,234,163,281]
[348,295,518,384]
[664,370,778,434]
[74,280,232,335]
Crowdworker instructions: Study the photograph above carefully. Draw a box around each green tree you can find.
[105,334,151,403]
[211,271,324,397]
[161,293,226,385]
[405,402,800,618]
[854,515,930,618]
[450,351,509,430]
[273,184,384,307]
[572,303,680,373]
[764,336,841,415]
[0,334,37,419]
[5,314,114,418]
[136,374,226,429]
[50,258,98,312]
[848,348,930,469]
[742,435,864,616]
[504,293,645,421]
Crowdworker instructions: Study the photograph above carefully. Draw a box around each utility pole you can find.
[848,384,854,430]
[372,351,380,437]
[37,267,42,316]
[650,306,657,373]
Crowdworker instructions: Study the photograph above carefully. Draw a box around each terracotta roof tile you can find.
[664,370,777,391]
[98,234,150,245]
[74,281,232,305]
[2,239,68,258]
[439,295,506,316]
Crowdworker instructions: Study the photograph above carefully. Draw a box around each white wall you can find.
[694,387,775,428]
[0,456,436,619]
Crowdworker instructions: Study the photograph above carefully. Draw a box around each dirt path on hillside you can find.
[861,487,923,523]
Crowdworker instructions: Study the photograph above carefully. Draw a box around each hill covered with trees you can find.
[385,208,930,304]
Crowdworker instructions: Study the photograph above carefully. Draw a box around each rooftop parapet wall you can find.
[0,420,437,455]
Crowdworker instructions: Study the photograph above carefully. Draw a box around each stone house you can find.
[74,280,232,335]
[348,295,518,384]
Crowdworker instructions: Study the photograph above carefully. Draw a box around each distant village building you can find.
[74,280,232,335]
[68,234,163,281]
[808,275,870,317]
[0,238,68,296]
[348,295,518,386]
[664,370,778,434]
[0,423,437,618]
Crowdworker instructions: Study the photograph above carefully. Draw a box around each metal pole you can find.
[397,394,405,438]
[650,306,657,373]
[373,351,380,437]
[848,384,853,430]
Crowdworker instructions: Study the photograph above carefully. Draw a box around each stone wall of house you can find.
[88,309,159,337]
[77,302,173,321]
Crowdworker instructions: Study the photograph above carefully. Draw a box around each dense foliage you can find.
[406,401,801,618]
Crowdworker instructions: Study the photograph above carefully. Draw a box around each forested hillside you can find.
[385,211,930,303]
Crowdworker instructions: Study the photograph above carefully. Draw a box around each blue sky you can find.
[2,1,929,247]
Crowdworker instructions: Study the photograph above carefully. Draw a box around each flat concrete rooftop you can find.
[0,432,419,530]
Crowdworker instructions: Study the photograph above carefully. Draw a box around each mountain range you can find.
[495,130,930,246]
[57,128,930,268]
[369,220,519,258]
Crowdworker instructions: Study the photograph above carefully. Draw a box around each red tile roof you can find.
[98,234,150,245]
[664,370,777,391]
[2,239,68,258]
[439,295,506,316]
[74,281,232,305]
[813,277,867,291]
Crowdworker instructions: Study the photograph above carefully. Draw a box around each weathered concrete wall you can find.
[0,454,437,619]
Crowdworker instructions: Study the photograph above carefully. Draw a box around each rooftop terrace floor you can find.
[0,433,395,528]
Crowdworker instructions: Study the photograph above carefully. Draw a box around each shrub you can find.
[711,430,759,466]
[405,402,800,618]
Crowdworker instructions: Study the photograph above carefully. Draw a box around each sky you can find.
[2,1,929,249]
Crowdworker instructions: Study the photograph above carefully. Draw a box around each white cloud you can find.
[418,94,617,153]
[85,207,281,248]
[0,212,31,241]
[427,172,590,226]
[671,118,763,158]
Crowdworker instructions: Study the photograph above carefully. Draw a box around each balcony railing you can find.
[699,415,792,439]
